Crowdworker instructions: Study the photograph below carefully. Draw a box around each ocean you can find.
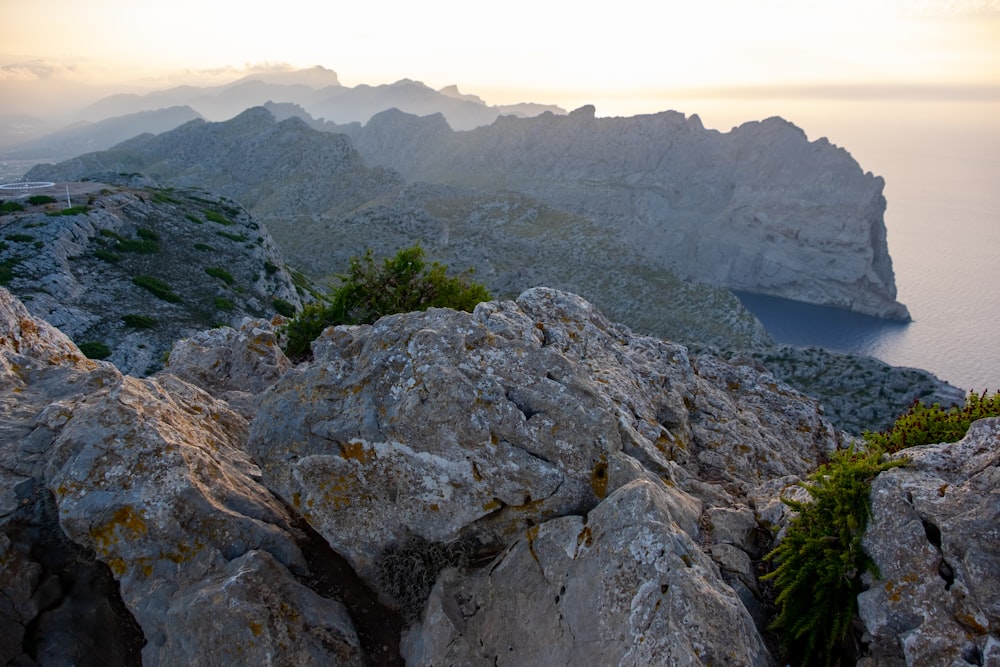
[667,96,1000,394]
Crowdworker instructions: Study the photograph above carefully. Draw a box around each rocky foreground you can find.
[1,286,996,666]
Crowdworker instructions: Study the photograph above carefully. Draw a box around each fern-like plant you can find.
[763,446,903,666]
[863,390,1000,453]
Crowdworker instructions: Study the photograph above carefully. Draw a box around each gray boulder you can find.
[858,418,1000,667]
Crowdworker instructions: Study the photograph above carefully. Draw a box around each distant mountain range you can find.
[0,65,564,164]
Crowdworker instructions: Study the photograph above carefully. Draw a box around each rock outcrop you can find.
[2,285,992,666]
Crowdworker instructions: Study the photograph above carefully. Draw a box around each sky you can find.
[2,0,999,120]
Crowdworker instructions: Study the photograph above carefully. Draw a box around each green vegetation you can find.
[193,242,214,251]
[0,241,7,252]
[264,261,280,275]
[214,296,234,312]
[863,390,1000,453]
[27,195,57,205]
[215,230,248,242]
[766,389,1000,666]
[5,233,35,243]
[1,201,25,214]
[132,275,181,303]
[283,245,490,359]
[136,227,160,241]
[46,205,89,216]
[94,249,121,263]
[0,257,20,285]
[122,314,157,329]
[152,190,181,204]
[204,210,234,225]
[272,298,296,318]
[115,238,158,253]
[764,447,903,666]
[204,266,235,285]
[185,213,203,224]
[77,341,112,360]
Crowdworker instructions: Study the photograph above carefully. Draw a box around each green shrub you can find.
[205,267,234,285]
[766,389,1000,666]
[132,275,181,303]
[136,227,160,241]
[264,261,280,275]
[193,242,214,251]
[764,447,903,666]
[0,258,20,285]
[1,201,25,213]
[94,249,121,263]
[214,296,234,312]
[152,191,180,204]
[5,233,34,243]
[863,390,1000,453]
[27,195,57,205]
[272,298,297,318]
[185,213,203,224]
[204,210,233,225]
[77,341,112,360]
[122,314,157,329]
[115,238,159,253]
[0,241,7,252]
[46,205,89,216]
[283,245,490,359]
[215,230,248,242]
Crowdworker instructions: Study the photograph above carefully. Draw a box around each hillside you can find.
[0,177,301,375]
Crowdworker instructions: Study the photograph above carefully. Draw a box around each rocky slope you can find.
[1,286,995,666]
[0,177,301,375]
[340,106,909,320]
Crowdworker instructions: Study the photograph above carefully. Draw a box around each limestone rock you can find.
[402,479,775,666]
[858,418,1000,666]
[248,287,839,609]
[164,315,293,411]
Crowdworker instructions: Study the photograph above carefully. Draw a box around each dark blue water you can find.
[735,291,910,352]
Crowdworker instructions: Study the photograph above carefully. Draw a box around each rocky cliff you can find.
[2,286,994,666]
[340,107,909,320]
[0,178,301,375]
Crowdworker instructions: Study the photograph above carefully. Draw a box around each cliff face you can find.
[2,286,992,666]
[343,108,909,320]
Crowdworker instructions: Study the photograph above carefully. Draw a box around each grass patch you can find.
[193,243,214,251]
[77,341,112,360]
[122,314,157,329]
[5,233,34,243]
[264,261,280,275]
[185,213,203,224]
[205,266,235,285]
[132,275,181,303]
[1,201,25,214]
[115,239,159,253]
[152,191,181,204]
[27,195,57,205]
[136,227,160,241]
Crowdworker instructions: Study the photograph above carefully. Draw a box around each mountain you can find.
[0,105,203,163]
[0,176,301,375]
[1,285,994,666]
[77,67,565,130]
[338,106,910,321]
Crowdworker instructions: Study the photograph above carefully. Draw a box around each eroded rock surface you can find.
[858,418,1000,667]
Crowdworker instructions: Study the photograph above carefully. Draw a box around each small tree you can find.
[284,245,490,359]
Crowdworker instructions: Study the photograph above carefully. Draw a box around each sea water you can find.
[685,96,1000,393]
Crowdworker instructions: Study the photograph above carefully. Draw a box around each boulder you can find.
[858,418,1000,666]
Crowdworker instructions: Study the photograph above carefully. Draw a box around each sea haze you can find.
[718,97,1000,393]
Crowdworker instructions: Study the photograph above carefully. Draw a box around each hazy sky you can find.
[1,0,999,117]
